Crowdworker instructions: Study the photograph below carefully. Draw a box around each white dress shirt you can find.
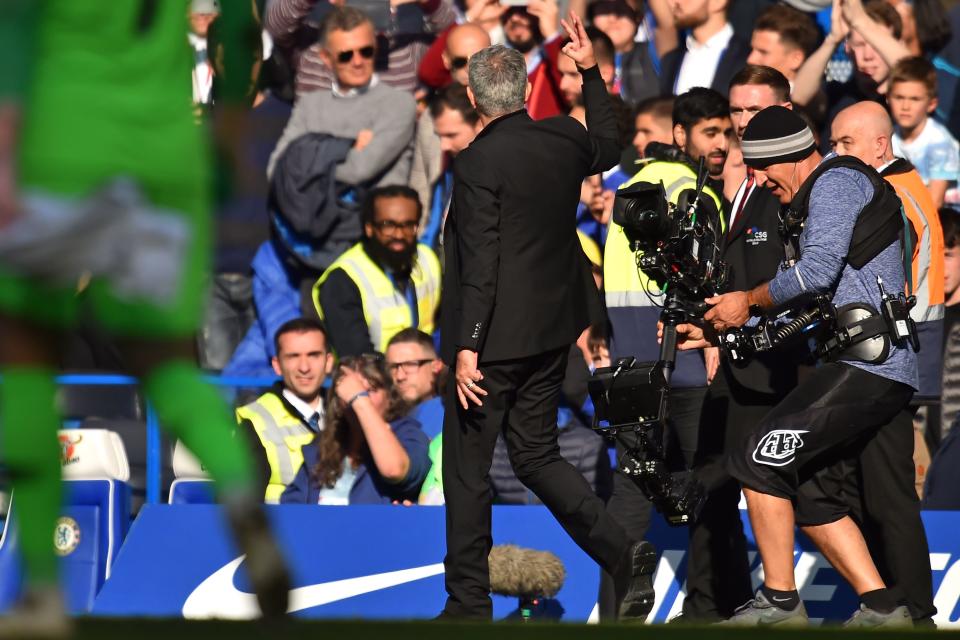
[282,389,324,432]
[674,23,734,96]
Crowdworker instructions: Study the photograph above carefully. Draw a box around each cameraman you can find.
[700,106,922,627]
[598,87,733,619]
[679,65,799,622]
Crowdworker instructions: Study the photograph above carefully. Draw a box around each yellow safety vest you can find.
[604,160,723,311]
[236,393,317,503]
[313,243,442,352]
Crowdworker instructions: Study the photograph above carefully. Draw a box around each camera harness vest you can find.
[779,156,917,364]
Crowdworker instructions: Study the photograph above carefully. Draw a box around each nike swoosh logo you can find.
[771,597,793,603]
[182,555,445,619]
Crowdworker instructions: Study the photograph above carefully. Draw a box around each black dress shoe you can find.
[614,540,657,622]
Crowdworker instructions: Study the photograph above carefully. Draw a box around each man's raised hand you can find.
[560,11,596,71]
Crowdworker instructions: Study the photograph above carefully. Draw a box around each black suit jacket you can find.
[658,34,750,98]
[439,66,619,365]
[721,183,798,395]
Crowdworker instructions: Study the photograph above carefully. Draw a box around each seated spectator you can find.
[658,0,750,97]
[745,4,819,84]
[889,57,960,208]
[418,22,493,90]
[410,25,489,225]
[386,328,445,439]
[265,0,455,96]
[501,1,566,119]
[266,6,417,188]
[313,186,442,357]
[282,355,430,504]
[792,0,910,141]
[424,1,565,118]
[411,84,484,247]
[631,96,674,159]
[188,0,219,108]
[236,318,334,503]
[559,26,617,107]
[587,0,659,105]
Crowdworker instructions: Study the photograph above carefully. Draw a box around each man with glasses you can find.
[267,6,416,190]
[313,186,441,357]
[237,318,334,503]
[387,328,445,438]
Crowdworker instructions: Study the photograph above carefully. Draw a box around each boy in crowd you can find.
[890,57,960,208]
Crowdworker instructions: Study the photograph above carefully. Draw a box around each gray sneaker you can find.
[720,589,808,626]
[844,604,913,628]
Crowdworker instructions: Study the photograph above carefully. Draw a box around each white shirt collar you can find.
[685,22,733,52]
[282,389,324,428]
[332,74,379,98]
[188,32,207,52]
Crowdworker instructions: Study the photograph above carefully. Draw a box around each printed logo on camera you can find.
[752,429,808,466]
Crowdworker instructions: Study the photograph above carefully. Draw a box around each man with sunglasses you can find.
[387,328,445,438]
[267,6,416,190]
[313,185,442,357]
[266,0,456,96]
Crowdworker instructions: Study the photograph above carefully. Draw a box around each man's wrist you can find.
[579,63,601,78]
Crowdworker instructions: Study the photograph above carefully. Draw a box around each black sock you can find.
[860,588,898,614]
[760,584,800,611]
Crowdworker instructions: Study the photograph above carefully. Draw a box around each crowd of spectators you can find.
[67,0,960,509]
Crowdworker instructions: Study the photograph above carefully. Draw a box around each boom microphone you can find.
[488,544,566,599]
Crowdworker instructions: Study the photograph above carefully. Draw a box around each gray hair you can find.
[320,6,374,47]
[468,45,527,118]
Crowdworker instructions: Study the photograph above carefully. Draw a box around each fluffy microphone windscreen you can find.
[488,544,566,598]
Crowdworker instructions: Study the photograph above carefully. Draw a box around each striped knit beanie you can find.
[741,105,817,169]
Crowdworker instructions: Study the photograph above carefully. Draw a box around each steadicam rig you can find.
[587,154,727,526]
[720,277,920,367]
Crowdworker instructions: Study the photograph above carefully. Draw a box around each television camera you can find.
[587,157,727,526]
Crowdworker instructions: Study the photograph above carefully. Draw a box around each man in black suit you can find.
[658,0,750,98]
[679,64,800,622]
[439,15,654,620]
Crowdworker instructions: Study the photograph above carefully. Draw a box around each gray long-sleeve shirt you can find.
[768,157,918,389]
[266,80,416,187]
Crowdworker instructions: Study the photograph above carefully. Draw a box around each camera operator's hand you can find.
[658,321,713,351]
[560,11,596,71]
[704,291,750,331]
[456,348,487,409]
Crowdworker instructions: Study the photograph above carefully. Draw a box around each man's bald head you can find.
[444,24,491,85]
[829,101,894,168]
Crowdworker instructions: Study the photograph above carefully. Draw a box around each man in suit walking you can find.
[439,15,654,620]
